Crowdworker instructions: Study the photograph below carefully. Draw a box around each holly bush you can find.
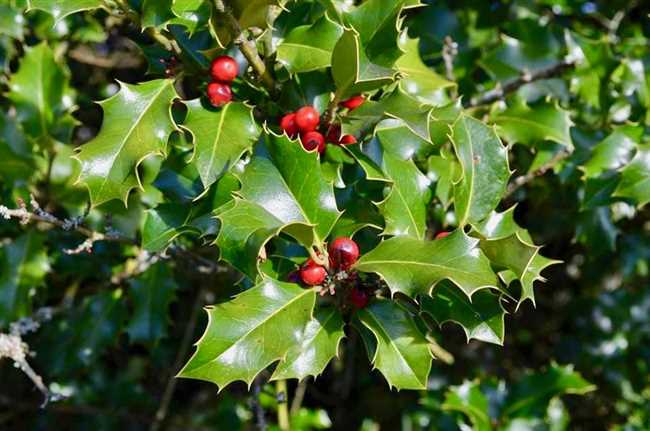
[0,0,649,430]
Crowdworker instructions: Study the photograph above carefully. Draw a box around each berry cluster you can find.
[295,237,371,309]
[279,95,365,155]
[206,55,239,107]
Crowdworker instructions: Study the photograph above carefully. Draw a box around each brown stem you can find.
[468,60,575,107]
[150,287,207,431]
[211,0,276,93]
[505,150,570,198]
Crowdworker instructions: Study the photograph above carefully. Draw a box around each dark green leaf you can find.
[178,278,316,389]
[355,299,432,390]
[354,231,498,298]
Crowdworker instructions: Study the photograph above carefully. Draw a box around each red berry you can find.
[339,134,357,145]
[301,131,326,154]
[295,106,320,132]
[350,288,369,309]
[328,237,360,270]
[280,113,298,137]
[210,55,239,82]
[325,123,341,143]
[340,95,365,110]
[435,231,451,239]
[207,82,232,107]
[300,259,327,286]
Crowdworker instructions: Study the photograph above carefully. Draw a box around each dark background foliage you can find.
[1,0,649,430]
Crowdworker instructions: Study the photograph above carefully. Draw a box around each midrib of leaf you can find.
[186,287,314,375]
[358,258,483,279]
[204,102,228,184]
[96,82,170,197]
[364,309,424,386]
[459,116,475,225]
[389,185,422,239]
[280,43,332,55]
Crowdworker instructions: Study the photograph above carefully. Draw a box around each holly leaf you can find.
[452,114,510,226]
[355,299,432,390]
[443,381,491,431]
[126,262,178,345]
[0,3,25,39]
[170,0,212,34]
[0,114,35,183]
[182,100,259,190]
[395,36,454,103]
[377,146,432,240]
[0,232,50,327]
[142,0,175,29]
[277,15,344,74]
[472,207,560,308]
[354,231,498,298]
[331,30,396,99]
[7,42,73,142]
[492,99,573,150]
[582,126,642,178]
[28,0,103,23]
[271,307,345,381]
[178,278,316,389]
[216,132,341,278]
[613,144,650,208]
[346,0,422,67]
[503,364,595,418]
[375,119,433,160]
[427,154,460,208]
[74,79,178,207]
[421,283,505,345]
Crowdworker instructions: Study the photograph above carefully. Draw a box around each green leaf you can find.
[395,35,454,103]
[28,0,103,22]
[331,30,396,99]
[452,114,510,226]
[170,0,212,34]
[345,0,422,67]
[0,114,35,183]
[330,188,383,238]
[375,119,433,160]
[354,231,498,298]
[271,307,345,381]
[216,132,341,278]
[343,89,434,143]
[582,126,642,178]
[7,42,73,141]
[421,283,505,345]
[126,262,178,345]
[355,299,432,390]
[378,151,431,239]
[277,15,343,74]
[443,381,491,431]
[472,207,560,308]
[613,144,650,208]
[142,203,198,252]
[183,100,259,190]
[427,154,460,208]
[142,0,175,29]
[492,99,573,150]
[178,278,316,389]
[503,364,595,418]
[0,3,25,39]
[74,79,178,207]
[0,232,50,327]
